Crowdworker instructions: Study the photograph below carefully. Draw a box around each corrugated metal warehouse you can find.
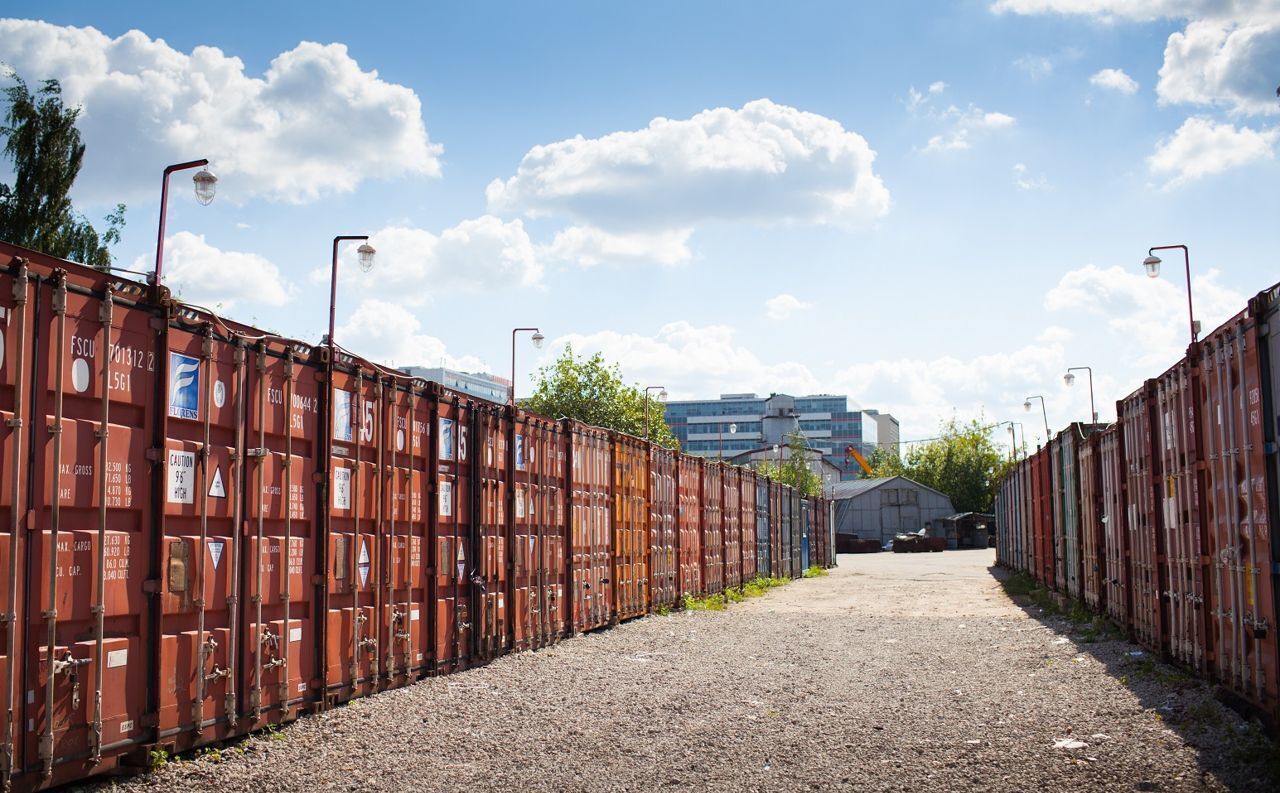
[831,476,956,546]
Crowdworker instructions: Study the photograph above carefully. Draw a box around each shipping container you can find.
[700,463,724,594]
[1198,292,1280,720]
[676,454,702,597]
[789,489,803,579]
[512,412,567,651]
[611,432,648,620]
[1099,424,1132,631]
[722,465,742,589]
[1153,355,1209,672]
[566,421,612,632]
[1120,381,1168,656]
[647,444,678,611]
[1077,427,1105,612]
[755,475,771,577]
[739,469,758,581]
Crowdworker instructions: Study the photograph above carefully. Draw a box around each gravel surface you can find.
[108,550,1279,792]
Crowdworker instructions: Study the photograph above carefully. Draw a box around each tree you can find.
[869,416,1004,513]
[754,430,823,497]
[0,72,125,268]
[522,344,680,448]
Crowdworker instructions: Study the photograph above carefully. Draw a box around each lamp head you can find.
[1023,400,1031,412]
[531,331,545,349]
[658,389,668,402]
[1064,372,1075,387]
[357,243,376,273]
[1143,254,1161,278]
[192,168,218,206]
[729,423,737,434]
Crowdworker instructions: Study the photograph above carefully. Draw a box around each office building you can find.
[401,366,511,404]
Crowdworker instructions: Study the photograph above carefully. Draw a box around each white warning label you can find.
[107,648,128,668]
[209,466,226,498]
[209,541,224,570]
[333,467,352,510]
[167,450,196,504]
[357,540,371,586]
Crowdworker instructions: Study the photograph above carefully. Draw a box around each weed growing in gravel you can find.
[724,586,745,604]
[803,566,828,578]
[1000,570,1038,597]
[682,593,726,611]
[149,748,169,770]
[1075,615,1123,644]
[1229,723,1280,785]
[1123,655,1192,689]
[741,576,789,597]
[655,603,671,616]
[679,574,799,612]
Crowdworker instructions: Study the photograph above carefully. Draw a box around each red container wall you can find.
[379,378,430,683]
[611,433,648,620]
[739,470,758,580]
[472,398,511,661]
[1199,302,1280,719]
[1020,458,1034,576]
[568,422,612,631]
[1049,436,1066,593]
[1154,356,1209,672]
[512,412,567,651]
[789,489,803,578]
[1031,449,1052,586]
[22,263,155,783]
[722,466,742,589]
[769,480,785,579]
[700,464,724,594]
[1100,425,1132,631]
[647,446,678,610]
[1078,430,1105,612]
[1121,382,1168,656]
[676,455,702,597]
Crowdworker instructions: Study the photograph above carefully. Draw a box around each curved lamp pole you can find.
[152,159,218,285]
[1144,244,1197,343]
[643,386,667,439]
[1064,366,1096,424]
[996,420,1024,461]
[510,328,544,406]
[1023,395,1050,441]
[327,236,376,349]
[718,421,737,460]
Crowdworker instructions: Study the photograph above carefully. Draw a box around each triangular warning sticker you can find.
[456,544,464,562]
[209,466,226,498]
[357,539,371,586]
[209,541,224,570]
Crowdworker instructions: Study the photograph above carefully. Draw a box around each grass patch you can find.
[803,565,828,578]
[1229,723,1280,785]
[1000,570,1038,597]
[742,575,790,598]
[679,570,829,613]
[1122,654,1193,689]
[682,593,726,611]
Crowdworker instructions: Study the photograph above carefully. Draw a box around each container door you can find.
[381,382,430,684]
[432,392,472,670]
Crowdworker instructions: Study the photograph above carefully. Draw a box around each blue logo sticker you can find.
[169,352,201,420]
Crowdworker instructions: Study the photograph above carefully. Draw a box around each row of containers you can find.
[994,279,1280,727]
[0,242,835,791]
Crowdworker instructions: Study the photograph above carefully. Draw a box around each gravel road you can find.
[112,550,1278,792]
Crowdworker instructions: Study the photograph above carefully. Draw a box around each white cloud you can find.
[547,225,693,267]
[336,299,489,371]
[922,105,1017,153]
[135,231,291,311]
[764,293,812,320]
[1090,67,1140,93]
[545,322,823,399]
[1147,116,1277,188]
[929,81,948,94]
[992,1,1280,116]
[1013,162,1050,190]
[0,20,442,203]
[486,99,890,263]
[1014,54,1055,79]
[1044,263,1247,366]
[321,215,542,305]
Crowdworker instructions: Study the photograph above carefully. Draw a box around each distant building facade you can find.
[401,366,511,403]
[664,393,896,480]
[863,409,900,451]
[830,475,956,546]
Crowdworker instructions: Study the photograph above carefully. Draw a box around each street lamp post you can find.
[643,386,667,439]
[1023,395,1050,441]
[152,159,218,285]
[718,422,737,460]
[327,236,376,350]
[1064,366,1097,424]
[510,328,545,406]
[1144,244,1198,343]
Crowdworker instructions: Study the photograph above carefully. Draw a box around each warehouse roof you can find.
[829,475,951,502]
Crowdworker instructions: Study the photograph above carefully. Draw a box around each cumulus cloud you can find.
[922,106,1016,153]
[1044,263,1247,366]
[992,1,1280,116]
[486,99,890,266]
[135,231,291,311]
[336,299,489,371]
[764,293,812,320]
[1013,54,1055,79]
[1013,162,1050,190]
[1090,67,1140,93]
[322,215,542,305]
[0,19,442,203]
[1147,116,1277,188]
[547,225,693,266]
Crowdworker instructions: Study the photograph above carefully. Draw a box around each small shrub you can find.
[149,748,169,770]
[803,566,828,578]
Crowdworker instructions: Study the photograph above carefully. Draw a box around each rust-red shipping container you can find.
[769,479,786,579]
[676,454,702,597]
[1153,355,1210,673]
[1198,291,1280,721]
[611,432,648,620]
[722,465,742,589]
[1120,380,1168,656]
[739,469,758,580]
[647,444,678,611]
[512,412,567,650]
[1048,434,1068,593]
[1019,457,1034,576]
[1030,447,1053,586]
[566,421,612,630]
[1099,423,1132,631]
[701,462,724,594]
[1077,428,1105,612]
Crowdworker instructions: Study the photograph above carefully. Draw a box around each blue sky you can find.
[2,1,1278,445]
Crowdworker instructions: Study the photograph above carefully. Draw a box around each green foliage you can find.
[522,344,679,448]
[870,416,1004,513]
[802,565,828,578]
[755,430,823,497]
[681,592,726,611]
[0,72,126,268]
[148,748,170,769]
